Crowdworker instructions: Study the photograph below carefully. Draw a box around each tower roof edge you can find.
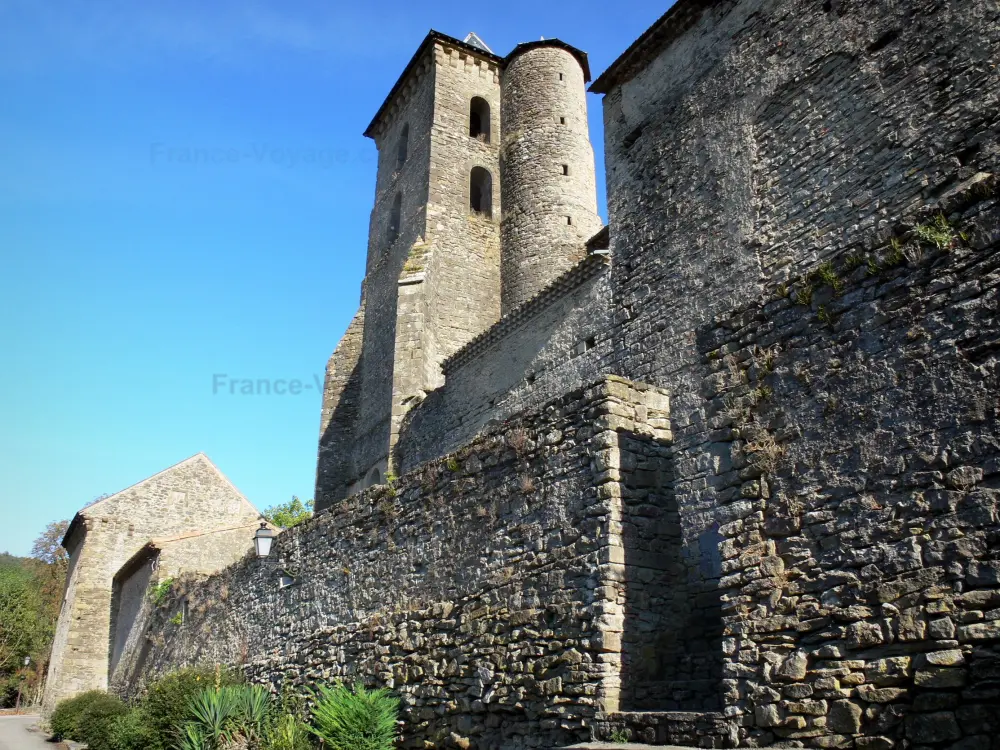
[364,29,503,140]
[503,39,591,82]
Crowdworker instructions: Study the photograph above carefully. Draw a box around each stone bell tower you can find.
[316,31,504,508]
[499,40,602,314]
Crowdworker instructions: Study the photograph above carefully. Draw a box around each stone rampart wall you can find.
[397,258,613,474]
[690,191,1000,747]
[120,378,685,750]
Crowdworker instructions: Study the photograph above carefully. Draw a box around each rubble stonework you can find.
[76,0,1000,748]
[42,454,260,711]
[123,378,684,749]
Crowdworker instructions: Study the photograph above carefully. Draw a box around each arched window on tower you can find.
[387,193,401,244]
[469,97,491,142]
[470,167,492,218]
[396,124,409,169]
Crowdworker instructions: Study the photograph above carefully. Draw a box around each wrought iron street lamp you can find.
[253,519,275,559]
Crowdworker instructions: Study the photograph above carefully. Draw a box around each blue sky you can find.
[0,0,668,556]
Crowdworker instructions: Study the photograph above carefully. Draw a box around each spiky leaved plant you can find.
[309,682,399,750]
[183,686,239,747]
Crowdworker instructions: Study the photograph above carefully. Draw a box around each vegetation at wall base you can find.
[47,671,397,750]
[140,666,243,750]
[309,682,399,750]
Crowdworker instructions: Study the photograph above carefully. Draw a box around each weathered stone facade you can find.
[110,1,1000,748]
[121,378,688,749]
[499,43,603,314]
[316,32,602,509]
[43,454,261,711]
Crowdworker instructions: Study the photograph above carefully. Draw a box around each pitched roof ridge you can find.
[78,453,206,517]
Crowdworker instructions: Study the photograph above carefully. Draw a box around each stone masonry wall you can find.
[109,556,155,679]
[395,41,503,454]
[317,299,366,500]
[500,45,602,315]
[583,0,1000,742]
[349,52,436,491]
[120,378,693,750]
[397,256,612,474]
[317,38,504,507]
[690,187,1000,747]
[43,454,261,710]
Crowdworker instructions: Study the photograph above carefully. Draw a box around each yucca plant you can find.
[175,722,208,750]
[309,682,399,750]
[235,685,273,742]
[183,686,239,747]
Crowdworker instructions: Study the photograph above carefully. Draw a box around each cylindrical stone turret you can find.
[499,41,602,315]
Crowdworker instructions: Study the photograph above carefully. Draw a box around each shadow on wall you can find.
[618,430,723,712]
[316,361,365,511]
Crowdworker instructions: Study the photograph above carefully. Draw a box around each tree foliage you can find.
[30,520,69,567]
[0,519,72,706]
[262,497,314,529]
[0,565,46,673]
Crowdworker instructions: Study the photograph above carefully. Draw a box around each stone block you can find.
[905,711,961,743]
[828,700,863,734]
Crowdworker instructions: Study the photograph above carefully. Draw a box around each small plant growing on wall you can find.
[813,261,844,295]
[913,213,962,251]
[382,473,399,499]
[609,729,631,743]
[446,456,460,473]
[507,427,530,456]
[150,578,174,606]
[742,431,785,474]
[169,611,183,626]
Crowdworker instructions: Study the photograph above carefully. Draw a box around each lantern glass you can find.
[253,523,275,558]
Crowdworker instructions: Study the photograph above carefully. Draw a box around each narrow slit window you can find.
[566,216,573,226]
[396,124,409,169]
[387,195,401,244]
[559,72,564,81]
[561,164,569,175]
[559,117,566,125]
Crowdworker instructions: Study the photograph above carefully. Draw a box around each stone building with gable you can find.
[70,1,1000,748]
[43,453,262,710]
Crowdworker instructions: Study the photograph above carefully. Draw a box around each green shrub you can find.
[50,690,112,740]
[179,684,287,749]
[138,666,242,750]
[265,712,312,750]
[309,682,398,750]
[74,692,129,750]
[184,686,239,747]
[108,709,156,750]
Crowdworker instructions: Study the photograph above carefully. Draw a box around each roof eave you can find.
[364,29,503,140]
[590,0,717,94]
[503,39,592,83]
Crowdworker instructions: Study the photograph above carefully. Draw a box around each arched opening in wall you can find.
[396,124,409,169]
[367,467,382,487]
[469,167,492,217]
[387,194,401,244]
[469,97,491,142]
